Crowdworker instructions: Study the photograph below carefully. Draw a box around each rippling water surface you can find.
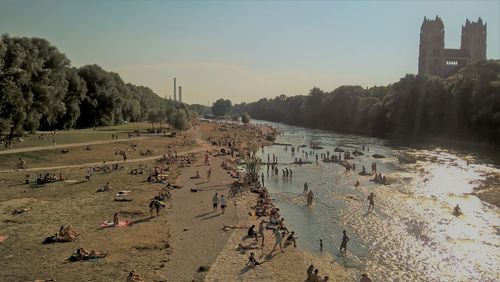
[253,120,499,281]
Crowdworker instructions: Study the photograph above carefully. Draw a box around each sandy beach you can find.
[0,121,355,281]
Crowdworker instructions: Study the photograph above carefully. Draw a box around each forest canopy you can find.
[233,60,500,145]
[0,34,181,135]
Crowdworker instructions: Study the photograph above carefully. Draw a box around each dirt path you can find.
[0,137,147,155]
[164,152,239,281]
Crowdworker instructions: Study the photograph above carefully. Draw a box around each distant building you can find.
[418,15,487,77]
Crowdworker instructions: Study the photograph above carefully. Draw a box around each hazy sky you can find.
[1,0,499,104]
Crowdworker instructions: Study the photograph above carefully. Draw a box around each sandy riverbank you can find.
[0,121,354,281]
[203,192,353,282]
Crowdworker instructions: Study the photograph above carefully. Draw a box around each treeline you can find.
[234,60,500,145]
[0,34,183,134]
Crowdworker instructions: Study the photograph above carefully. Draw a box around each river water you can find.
[253,120,499,281]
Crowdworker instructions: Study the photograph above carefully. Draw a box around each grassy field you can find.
[1,122,167,151]
[0,136,198,171]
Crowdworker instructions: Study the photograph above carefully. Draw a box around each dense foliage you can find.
[234,61,500,145]
[0,35,180,134]
[241,112,251,124]
[211,98,232,117]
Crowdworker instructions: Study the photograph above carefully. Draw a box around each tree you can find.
[230,113,240,122]
[211,99,232,116]
[147,110,160,130]
[169,109,190,132]
[241,112,251,124]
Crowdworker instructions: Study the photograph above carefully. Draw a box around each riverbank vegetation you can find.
[233,60,500,145]
[0,35,193,135]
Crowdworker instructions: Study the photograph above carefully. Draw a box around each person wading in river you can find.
[367,192,375,211]
[340,230,349,252]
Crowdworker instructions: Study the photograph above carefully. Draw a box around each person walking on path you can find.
[207,166,212,181]
[272,228,284,253]
[212,193,219,212]
[258,219,265,246]
[219,195,227,214]
[340,230,349,252]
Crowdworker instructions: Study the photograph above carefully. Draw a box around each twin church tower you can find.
[418,15,487,77]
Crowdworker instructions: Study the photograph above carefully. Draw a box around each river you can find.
[252,120,499,281]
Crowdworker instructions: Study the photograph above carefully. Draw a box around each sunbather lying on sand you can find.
[12,207,32,215]
[236,242,261,252]
[126,270,144,282]
[222,224,250,231]
[68,247,109,261]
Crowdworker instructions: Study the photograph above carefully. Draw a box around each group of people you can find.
[157,152,196,168]
[306,265,330,282]
[211,193,227,214]
[30,172,64,185]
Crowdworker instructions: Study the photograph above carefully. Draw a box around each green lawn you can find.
[2,123,170,151]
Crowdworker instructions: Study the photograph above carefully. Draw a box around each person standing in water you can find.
[367,192,375,211]
[307,190,314,206]
[319,239,323,251]
[303,182,309,194]
[340,230,349,251]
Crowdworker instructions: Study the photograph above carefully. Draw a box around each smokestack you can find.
[173,78,177,101]
[179,86,182,103]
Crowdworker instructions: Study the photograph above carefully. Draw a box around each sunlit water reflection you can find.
[253,120,499,281]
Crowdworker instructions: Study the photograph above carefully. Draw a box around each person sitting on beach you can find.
[354,180,360,187]
[236,242,261,252]
[360,273,372,282]
[60,225,79,241]
[308,269,320,282]
[285,231,297,248]
[191,171,200,179]
[246,252,261,268]
[247,225,257,237]
[113,213,119,226]
[72,247,108,261]
[127,270,144,282]
[453,204,463,216]
[97,182,112,192]
[307,265,315,280]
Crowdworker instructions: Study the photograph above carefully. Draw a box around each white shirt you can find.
[219,197,227,206]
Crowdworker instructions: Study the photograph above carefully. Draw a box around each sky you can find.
[0,0,499,104]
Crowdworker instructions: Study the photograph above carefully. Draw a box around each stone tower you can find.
[418,15,445,77]
[461,18,487,64]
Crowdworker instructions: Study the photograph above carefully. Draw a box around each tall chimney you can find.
[179,86,182,103]
[173,78,177,101]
